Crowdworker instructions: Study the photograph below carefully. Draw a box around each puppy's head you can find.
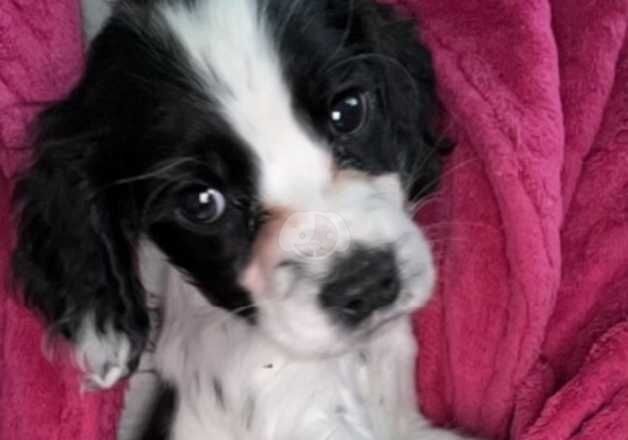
[13,0,442,359]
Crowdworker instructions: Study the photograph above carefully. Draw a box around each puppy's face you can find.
[15,0,441,359]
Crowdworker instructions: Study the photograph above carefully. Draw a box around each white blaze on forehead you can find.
[161,0,332,207]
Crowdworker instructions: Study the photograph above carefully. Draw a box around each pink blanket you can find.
[0,1,123,439]
[1,1,628,439]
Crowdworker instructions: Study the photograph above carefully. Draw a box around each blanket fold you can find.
[1,0,628,439]
[403,0,628,438]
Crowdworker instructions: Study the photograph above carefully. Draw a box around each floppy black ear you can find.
[9,8,167,386]
[12,93,149,385]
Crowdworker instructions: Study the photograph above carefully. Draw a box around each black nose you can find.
[319,247,400,326]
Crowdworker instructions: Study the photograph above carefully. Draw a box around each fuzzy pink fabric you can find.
[1,1,628,439]
[401,0,628,439]
[0,1,123,440]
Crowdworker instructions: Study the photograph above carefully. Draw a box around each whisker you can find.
[422,221,503,232]
[410,157,480,203]
[91,156,207,204]
[108,157,204,188]
[407,193,444,216]
[401,147,439,196]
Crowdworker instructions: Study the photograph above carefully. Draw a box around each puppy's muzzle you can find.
[320,247,400,326]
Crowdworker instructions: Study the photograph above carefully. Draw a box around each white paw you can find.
[75,315,132,390]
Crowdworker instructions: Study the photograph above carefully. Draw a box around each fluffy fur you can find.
[12,0,470,439]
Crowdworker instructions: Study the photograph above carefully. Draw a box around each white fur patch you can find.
[127,243,475,440]
[75,315,131,390]
[243,174,436,356]
[117,353,160,440]
[161,0,333,208]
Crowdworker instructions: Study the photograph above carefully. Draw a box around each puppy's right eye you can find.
[176,186,226,225]
[328,90,369,136]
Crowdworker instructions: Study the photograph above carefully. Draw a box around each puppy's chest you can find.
[184,351,372,439]
[158,316,418,440]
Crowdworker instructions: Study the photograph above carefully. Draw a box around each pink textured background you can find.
[0,1,123,439]
[2,1,628,439]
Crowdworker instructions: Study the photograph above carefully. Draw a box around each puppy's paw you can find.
[75,317,139,390]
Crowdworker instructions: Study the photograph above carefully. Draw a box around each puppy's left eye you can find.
[176,186,226,224]
[328,90,369,136]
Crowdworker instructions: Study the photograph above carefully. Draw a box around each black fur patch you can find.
[140,383,178,440]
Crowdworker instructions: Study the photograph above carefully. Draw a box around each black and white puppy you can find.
[13,0,470,439]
